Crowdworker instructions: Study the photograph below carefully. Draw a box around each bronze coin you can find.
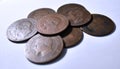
[61,27,83,47]
[25,34,63,63]
[28,8,55,21]
[57,3,91,26]
[36,13,69,35]
[81,14,116,36]
[7,18,37,42]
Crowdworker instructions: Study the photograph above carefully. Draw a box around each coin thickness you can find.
[25,34,63,63]
[81,14,116,36]
[61,27,83,47]
[28,8,55,21]
[36,13,69,35]
[57,3,91,26]
[7,18,37,41]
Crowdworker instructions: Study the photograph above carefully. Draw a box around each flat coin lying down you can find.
[25,34,63,63]
[7,18,37,42]
[28,8,55,21]
[81,14,116,36]
[57,3,91,26]
[36,13,69,35]
[61,27,83,47]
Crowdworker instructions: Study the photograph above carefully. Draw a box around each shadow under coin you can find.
[8,32,38,44]
[60,24,72,38]
[8,39,29,44]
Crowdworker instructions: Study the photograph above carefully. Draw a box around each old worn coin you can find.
[36,13,69,35]
[61,26,83,47]
[81,14,116,36]
[25,34,63,63]
[7,18,37,42]
[28,8,55,21]
[57,3,91,26]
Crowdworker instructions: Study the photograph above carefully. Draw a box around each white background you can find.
[0,0,120,69]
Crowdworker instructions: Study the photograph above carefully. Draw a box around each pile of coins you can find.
[7,3,115,64]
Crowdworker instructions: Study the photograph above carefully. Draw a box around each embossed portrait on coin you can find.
[14,21,32,39]
[33,38,53,57]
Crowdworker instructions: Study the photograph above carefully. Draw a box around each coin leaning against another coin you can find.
[7,18,37,42]
[25,34,63,63]
[81,14,116,36]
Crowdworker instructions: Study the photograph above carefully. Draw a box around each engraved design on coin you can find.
[67,10,83,24]
[33,37,53,56]
[41,17,60,31]
[25,34,63,63]
[37,13,69,35]
[57,3,91,26]
[7,18,37,41]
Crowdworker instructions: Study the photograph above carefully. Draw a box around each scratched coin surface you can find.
[57,3,91,26]
[36,13,69,35]
[7,18,37,41]
[81,14,116,36]
[28,8,55,21]
[61,27,83,47]
[25,34,63,63]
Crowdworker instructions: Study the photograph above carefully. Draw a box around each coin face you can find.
[28,8,55,21]
[61,27,83,47]
[36,13,69,35]
[81,14,116,36]
[7,18,37,41]
[25,34,63,63]
[57,3,91,26]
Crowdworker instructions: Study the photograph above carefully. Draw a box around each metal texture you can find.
[7,18,37,41]
[25,34,63,63]
[81,14,116,36]
[36,13,69,35]
[57,3,91,26]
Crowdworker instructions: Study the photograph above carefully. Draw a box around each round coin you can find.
[61,27,83,47]
[36,13,69,35]
[57,3,91,26]
[25,34,63,63]
[7,18,37,42]
[28,8,55,21]
[81,14,116,36]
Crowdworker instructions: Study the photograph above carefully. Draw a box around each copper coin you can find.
[36,13,69,35]
[28,8,55,21]
[61,27,83,47]
[25,34,63,63]
[81,14,116,36]
[7,18,37,41]
[57,3,91,26]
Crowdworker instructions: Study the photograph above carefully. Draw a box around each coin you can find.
[36,13,69,35]
[28,8,55,21]
[81,14,116,36]
[25,34,63,63]
[57,3,91,26]
[7,18,37,42]
[61,26,83,47]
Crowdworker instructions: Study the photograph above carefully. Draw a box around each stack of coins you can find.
[7,3,116,64]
